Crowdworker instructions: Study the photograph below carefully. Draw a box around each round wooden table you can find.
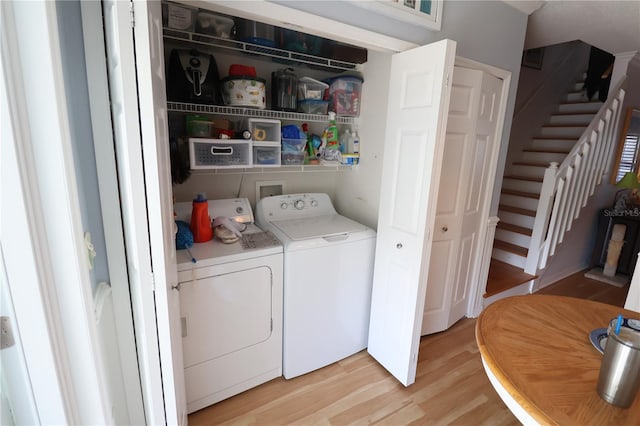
[476,295,640,425]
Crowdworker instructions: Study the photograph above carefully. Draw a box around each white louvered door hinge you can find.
[129,2,135,28]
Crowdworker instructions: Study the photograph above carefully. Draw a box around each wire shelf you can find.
[163,28,360,72]
[167,102,357,125]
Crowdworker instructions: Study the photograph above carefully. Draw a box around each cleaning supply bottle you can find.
[322,111,339,151]
[340,129,351,153]
[302,123,313,163]
[352,130,360,154]
[190,194,213,243]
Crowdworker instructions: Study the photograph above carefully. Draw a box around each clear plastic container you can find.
[297,77,329,101]
[248,118,281,142]
[281,151,305,165]
[297,100,329,115]
[186,115,213,137]
[162,2,196,32]
[253,144,281,166]
[281,137,307,152]
[326,76,363,117]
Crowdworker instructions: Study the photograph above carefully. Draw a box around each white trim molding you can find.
[350,0,443,31]
[1,1,112,423]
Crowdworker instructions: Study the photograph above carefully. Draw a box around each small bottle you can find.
[340,129,351,153]
[190,194,213,243]
[352,130,360,154]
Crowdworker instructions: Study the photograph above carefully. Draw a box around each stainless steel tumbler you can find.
[596,327,640,408]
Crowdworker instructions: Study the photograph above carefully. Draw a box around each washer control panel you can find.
[256,193,337,223]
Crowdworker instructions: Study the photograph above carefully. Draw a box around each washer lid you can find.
[271,214,368,241]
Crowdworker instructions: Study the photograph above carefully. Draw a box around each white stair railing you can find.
[524,79,627,275]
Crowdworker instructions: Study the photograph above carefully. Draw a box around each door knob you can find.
[442,226,448,232]
[396,243,403,249]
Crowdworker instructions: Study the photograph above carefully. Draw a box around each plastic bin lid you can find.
[298,77,329,88]
[325,71,364,83]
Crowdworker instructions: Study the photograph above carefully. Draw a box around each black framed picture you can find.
[522,47,544,70]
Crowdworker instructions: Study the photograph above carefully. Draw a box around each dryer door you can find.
[180,266,272,367]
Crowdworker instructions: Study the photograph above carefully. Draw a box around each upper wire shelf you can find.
[163,28,360,72]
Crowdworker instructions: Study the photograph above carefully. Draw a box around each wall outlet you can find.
[256,181,284,200]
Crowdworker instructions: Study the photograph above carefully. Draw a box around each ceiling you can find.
[503,0,640,55]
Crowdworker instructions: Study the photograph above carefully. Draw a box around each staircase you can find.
[493,76,603,269]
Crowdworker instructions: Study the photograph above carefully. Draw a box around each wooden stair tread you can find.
[532,136,577,141]
[484,259,537,298]
[496,221,533,236]
[560,100,602,105]
[493,239,528,257]
[501,188,540,199]
[503,175,543,183]
[523,148,571,153]
[512,161,552,168]
[498,204,536,217]
[542,124,588,128]
[552,112,596,117]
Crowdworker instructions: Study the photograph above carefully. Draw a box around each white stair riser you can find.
[498,211,536,230]
[498,210,535,228]
[539,126,586,138]
[530,138,575,152]
[548,114,594,125]
[521,151,568,164]
[492,248,526,268]
[502,178,542,193]
[572,82,585,91]
[495,228,531,248]
[504,165,545,179]
[500,193,539,211]
[558,102,601,114]
[566,92,588,102]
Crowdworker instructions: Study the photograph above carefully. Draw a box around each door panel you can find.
[422,67,503,335]
[368,39,456,386]
[133,1,187,424]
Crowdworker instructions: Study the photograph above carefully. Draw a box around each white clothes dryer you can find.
[255,193,376,379]
[175,198,282,413]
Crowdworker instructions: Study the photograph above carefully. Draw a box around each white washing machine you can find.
[175,198,283,413]
[255,193,376,379]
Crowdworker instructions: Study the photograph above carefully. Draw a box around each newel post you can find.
[524,162,559,274]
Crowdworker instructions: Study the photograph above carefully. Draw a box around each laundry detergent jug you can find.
[190,194,213,243]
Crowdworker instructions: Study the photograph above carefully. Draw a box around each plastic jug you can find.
[190,194,213,243]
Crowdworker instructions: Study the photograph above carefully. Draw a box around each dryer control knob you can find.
[310,200,318,207]
[280,202,288,210]
[294,200,305,210]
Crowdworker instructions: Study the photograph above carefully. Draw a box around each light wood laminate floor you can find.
[188,272,627,425]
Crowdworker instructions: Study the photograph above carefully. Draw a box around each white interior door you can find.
[102,1,186,424]
[133,2,187,424]
[422,67,503,335]
[367,39,456,386]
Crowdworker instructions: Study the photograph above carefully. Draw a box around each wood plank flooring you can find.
[484,259,537,297]
[188,271,628,425]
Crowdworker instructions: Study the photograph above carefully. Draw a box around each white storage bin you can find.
[248,118,281,143]
[189,138,252,169]
[253,143,281,167]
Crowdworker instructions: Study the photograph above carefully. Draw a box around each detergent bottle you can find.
[190,194,213,242]
[322,112,339,150]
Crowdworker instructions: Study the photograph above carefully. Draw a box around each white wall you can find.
[335,51,391,229]
[505,42,590,175]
